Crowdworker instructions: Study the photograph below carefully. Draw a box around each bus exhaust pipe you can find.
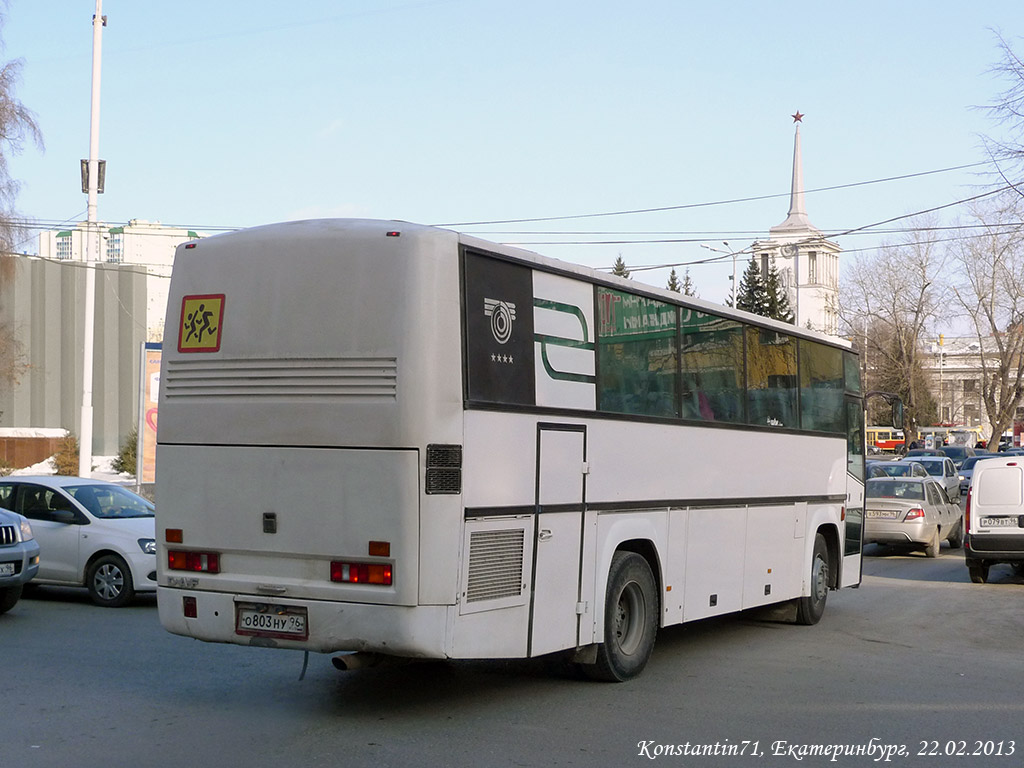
[331,652,386,671]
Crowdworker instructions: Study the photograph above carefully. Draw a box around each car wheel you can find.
[1011,564,1024,577]
[0,585,23,614]
[947,517,964,549]
[796,533,830,625]
[968,562,990,584]
[87,554,135,608]
[583,551,658,682]
[924,528,941,558]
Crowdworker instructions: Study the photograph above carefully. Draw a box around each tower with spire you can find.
[751,112,841,335]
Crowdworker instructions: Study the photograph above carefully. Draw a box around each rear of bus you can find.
[156,220,465,656]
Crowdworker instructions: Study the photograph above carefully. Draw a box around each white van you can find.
[964,456,1024,583]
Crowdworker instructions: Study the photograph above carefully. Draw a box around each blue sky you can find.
[5,1,1021,304]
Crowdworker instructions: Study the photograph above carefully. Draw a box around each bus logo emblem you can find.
[483,298,516,344]
[179,294,225,353]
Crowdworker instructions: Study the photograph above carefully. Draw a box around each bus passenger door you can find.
[530,423,586,657]
[842,397,865,588]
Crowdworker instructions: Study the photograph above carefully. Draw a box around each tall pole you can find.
[79,0,104,478]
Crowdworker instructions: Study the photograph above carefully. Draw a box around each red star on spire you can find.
[791,111,804,123]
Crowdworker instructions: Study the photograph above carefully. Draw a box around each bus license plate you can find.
[236,603,308,640]
[0,562,14,577]
[981,517,1018,527]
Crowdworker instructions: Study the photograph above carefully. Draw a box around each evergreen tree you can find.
[763,255,794,324]
[611,255,630,279]
[681,268,697,297]
[665,268,681,293]
[734,257,767,315]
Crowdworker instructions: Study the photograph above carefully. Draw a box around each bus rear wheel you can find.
[584,551,658,682]
[795,533,830,626]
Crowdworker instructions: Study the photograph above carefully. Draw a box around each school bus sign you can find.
[178,294,224,352]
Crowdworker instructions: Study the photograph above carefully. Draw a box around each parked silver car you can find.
[0,505,40,614]
[865,476,964,557]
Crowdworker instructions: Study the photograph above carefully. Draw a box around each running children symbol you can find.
[178,294,225,353]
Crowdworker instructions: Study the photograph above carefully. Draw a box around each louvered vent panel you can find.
[466,529,525,603]
[164,357,397,399]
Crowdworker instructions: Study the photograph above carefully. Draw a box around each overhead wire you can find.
[432,162,992,228]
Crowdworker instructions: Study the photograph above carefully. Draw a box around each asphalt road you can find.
[3,545,1022,768]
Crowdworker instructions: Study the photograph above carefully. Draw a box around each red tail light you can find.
[905,508,925,521]
[167,550,221,573]
[965,487,973,530]
[330,561,393,585]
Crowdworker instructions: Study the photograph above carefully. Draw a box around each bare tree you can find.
[0,8,43,397]
[0,60,43,254]
[840,222,947,434]
[949,194,1024,444]
[981,32,1024,194]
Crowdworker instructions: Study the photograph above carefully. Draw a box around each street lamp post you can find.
[79,1,105,478]
[700,241,738,305]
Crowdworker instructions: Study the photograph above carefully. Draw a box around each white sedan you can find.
[0,476,155,607]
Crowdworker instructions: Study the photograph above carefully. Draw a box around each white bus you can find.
[156,219,866,681]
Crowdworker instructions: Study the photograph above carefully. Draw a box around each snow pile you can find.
[10,456,135,484]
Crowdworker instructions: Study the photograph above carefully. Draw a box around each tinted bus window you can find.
[799,340,844,433]
[597,288,678,418]
[679,310,744,423]
[746,328,797,428]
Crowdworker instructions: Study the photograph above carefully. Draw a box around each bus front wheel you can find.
[795,533,830,625]
[584,551,658,682]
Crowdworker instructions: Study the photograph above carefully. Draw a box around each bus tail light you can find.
[904,508,925,521]
[168,550,221,573]
[331,561,393,585]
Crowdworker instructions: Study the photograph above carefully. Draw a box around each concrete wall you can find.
[0,255,146,459]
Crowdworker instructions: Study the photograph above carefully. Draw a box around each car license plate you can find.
[235,602,308,640]
[866,509,898,519]
[981,516,1019,527]
[0,562,14,577]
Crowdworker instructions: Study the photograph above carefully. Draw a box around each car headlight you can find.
[20,518,34,542]
[138,538,157,555]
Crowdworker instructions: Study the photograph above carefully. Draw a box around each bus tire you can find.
[795,533,829,626]
[584,551,658,682]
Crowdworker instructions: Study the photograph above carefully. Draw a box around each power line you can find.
[434,162,992,227]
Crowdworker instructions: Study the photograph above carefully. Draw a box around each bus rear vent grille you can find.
[425,444,461,494]
[164,356,397,400]
[466,529,525,603]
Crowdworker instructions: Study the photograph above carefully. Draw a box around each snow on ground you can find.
[11,456,136,484]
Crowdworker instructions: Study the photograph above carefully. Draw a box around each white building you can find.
[39,219,202,342]
[920,335,1024,444]
[751,115,841,336]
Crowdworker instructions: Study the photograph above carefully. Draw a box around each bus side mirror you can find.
[891,400,904,430]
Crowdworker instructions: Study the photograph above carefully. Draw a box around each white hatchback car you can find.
[0,476,156,607]
[901,455,961,502]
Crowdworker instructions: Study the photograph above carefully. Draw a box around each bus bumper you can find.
[158,586,451,658]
